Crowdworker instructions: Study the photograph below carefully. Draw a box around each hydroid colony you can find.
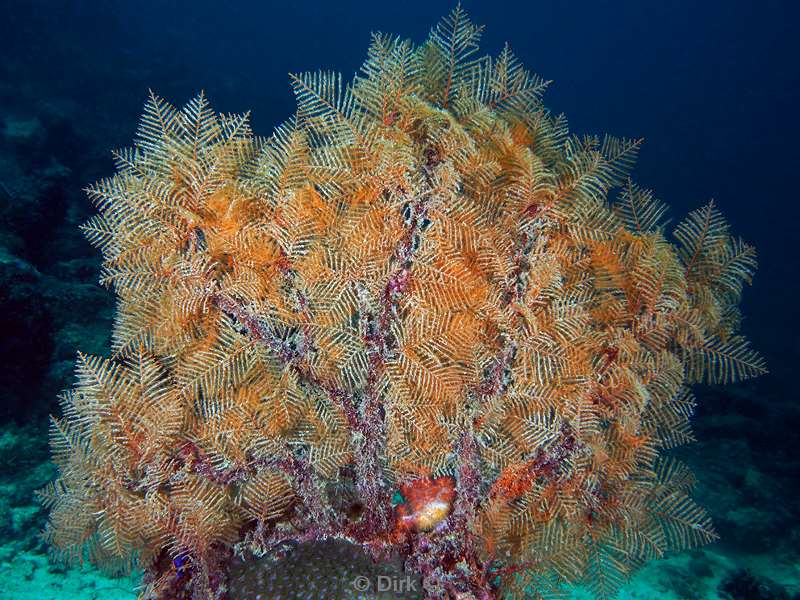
[39,6,765,599]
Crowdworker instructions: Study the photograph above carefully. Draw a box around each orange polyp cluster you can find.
[394,476,456,533]
[490,462,537,502]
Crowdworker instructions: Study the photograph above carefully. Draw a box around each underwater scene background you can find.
[0,0,798,598]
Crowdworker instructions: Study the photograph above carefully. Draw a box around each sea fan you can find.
[39,6,764,599]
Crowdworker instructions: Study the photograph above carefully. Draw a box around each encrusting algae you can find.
[38,6,765,599]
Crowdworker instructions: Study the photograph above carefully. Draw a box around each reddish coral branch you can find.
[490,424,580,502]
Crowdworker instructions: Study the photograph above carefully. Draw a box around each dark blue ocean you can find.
[1,1,798,598]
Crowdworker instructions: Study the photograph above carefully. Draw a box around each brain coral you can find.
[39,6,765,599]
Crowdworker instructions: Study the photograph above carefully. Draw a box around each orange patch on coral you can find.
[394,476,456,532]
